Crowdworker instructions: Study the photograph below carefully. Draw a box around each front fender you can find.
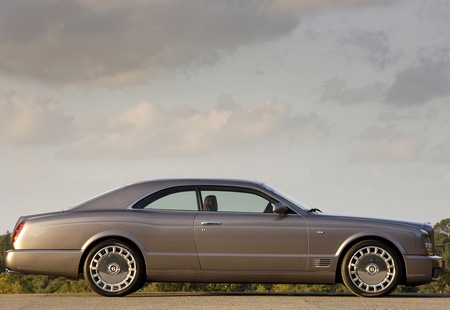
[335,231,411,257]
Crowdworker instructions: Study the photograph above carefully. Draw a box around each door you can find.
[194,188,308,271]
[135,186,200,270]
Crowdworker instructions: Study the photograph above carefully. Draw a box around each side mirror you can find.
[272,202,289,215]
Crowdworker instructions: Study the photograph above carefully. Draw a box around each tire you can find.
[84,240,144,297]
[341,240,402,297]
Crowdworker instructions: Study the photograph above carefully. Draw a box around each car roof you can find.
[70,179,265,211]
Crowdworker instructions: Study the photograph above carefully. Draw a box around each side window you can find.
[141,190,198,211]
[200,190,272,213]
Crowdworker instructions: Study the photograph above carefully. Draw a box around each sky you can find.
[1,0,450,232]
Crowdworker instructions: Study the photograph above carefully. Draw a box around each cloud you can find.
[321,45,450,107]
[430,137,450,164]
[0,0,394,87]
[385,46,450,106]
[271,0,392,11]
[0,91,328,158]
[0,0,300,86]
[417,0,450,24]
[60,97,328,159]
[350,125,427,162]
[0,92,77,145]
[339,29,400,69]
[319,77,386,104]
[376,108,439,122]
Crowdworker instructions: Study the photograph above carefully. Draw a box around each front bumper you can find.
[404,254,444,285]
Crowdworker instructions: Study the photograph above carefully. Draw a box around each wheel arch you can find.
[77,231,147,278]
[334,235,407,285]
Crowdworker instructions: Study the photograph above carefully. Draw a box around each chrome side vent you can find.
[314,258,332,268]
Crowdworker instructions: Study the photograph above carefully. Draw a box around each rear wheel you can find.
[341,240,402,297]
[84,240,144,297]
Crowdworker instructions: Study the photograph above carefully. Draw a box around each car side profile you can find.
[5,179,444,297]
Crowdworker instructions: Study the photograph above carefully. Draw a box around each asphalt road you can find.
[1,292,449,310]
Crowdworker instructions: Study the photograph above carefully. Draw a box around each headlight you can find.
[421,229,434,255]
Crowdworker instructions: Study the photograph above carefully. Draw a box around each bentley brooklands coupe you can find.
[5,179,444,297]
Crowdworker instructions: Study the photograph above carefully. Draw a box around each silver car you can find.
[5,179,444,297]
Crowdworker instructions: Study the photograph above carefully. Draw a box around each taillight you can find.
[12,222,25,243]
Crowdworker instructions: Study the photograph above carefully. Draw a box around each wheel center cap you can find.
[107,263,120,276]
[365,263,379,275]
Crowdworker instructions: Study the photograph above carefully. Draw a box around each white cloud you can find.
[350,125,427,162]
[0,92,77,145]
[60,97,328,159]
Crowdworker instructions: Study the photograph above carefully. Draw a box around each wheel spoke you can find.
[89,244,137,293]
[347,245,396,294]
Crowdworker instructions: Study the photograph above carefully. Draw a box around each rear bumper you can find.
[403,254,445,285]
[5,267,18,275]
[5,249,83,279]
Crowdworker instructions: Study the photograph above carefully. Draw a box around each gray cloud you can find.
[431,137,450,164]
[417,0,450,24]
[376,108,439,122]
[0,0,300,86]
[385,47,450,106]
[321,45,450,107]
[339,29,400,69]
[320,77,387,104]
[0,0,395,87]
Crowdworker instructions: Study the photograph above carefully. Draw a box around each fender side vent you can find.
[314,258,332,268]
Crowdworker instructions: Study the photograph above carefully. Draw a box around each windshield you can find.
[262,184,311,212]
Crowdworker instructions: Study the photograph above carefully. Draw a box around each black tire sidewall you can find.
[341,240,402,297]
[84,239,144,297]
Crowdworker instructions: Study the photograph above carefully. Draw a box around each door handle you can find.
[201,221,222,226]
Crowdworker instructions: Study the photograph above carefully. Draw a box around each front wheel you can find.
[84,240,144,297]
[341,240,402,297]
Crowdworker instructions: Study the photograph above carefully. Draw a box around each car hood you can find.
[309,212,433,232]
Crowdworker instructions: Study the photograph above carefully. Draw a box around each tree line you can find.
[1,219,449,294]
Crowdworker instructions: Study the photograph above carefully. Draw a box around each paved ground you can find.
[1,292,449,310]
